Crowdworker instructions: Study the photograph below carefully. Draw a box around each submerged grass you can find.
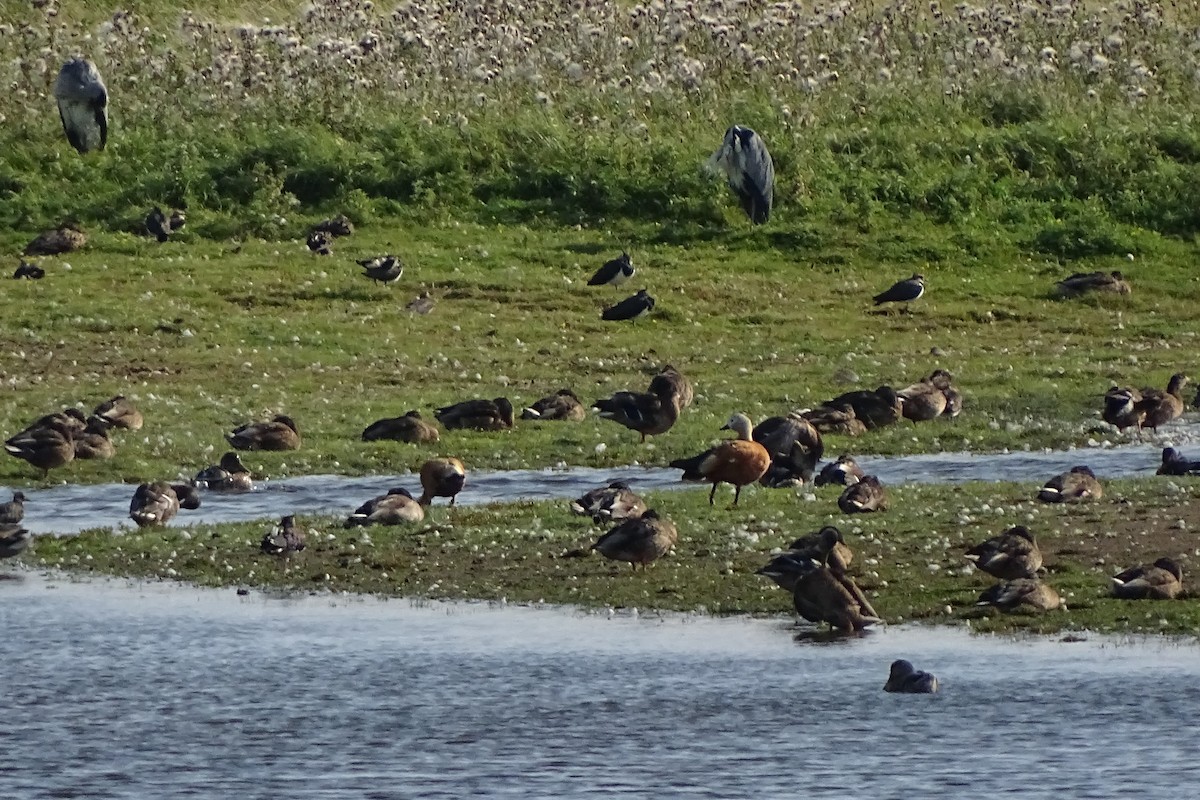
[24,476,1200,635]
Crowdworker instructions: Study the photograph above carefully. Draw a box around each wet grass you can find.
[24,475,1200,635]
[2,219,1198,489]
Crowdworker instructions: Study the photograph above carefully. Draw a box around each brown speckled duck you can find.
[1111,558,1184,600]
[4,416,76,478]
[193,452,254,492]
[227,415,301,451]
[669,413,771,506]
[593,380,681,443]
[648,365,694,411]
[1054,270,1131,298]
[791,559,881,632]
[0,524,32,560]
[976,578,1062,612]
[92,395,144,431]
[261,514,306,555]
[590,509,678,570]
[964,525,1042,580]
[23,223,86,256]
[815,454,865,487]
[129,482,201,527]
[1036,466,1102,503]
[1135,373,1187,432]
[569,480,647,523]
[73,418,115,460]
[838,475,888,514]
[434,398,515,431]
[345,487,425,527]
[0,492,26,524]
[361,411,441,443]
[801,404,868,437]
[520,389,587,422]
[418,457,466,506]
[823,386,904,429]
[898,370,955,422]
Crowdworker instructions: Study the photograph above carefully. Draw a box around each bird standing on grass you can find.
[590,509,677,570]
[358,255,403,285]
[873,274,925,309]
[54,58,108,154]
[706,125,774,224]
[261,515,306,555]
[601,289,655,321]
[588,252,635,287]
[669,413,771,506]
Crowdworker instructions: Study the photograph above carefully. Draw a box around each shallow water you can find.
[0,574,1195,798]
[4,437,1185,535]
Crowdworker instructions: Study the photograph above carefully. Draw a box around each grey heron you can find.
[707,125,774,224]
[54,58,108,154]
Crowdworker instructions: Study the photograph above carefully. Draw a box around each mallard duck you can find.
[418,457,466,506]
[791,559,881,632]
[898,370,955,422]
[520,389,586,421]
[757,527,853,592]
[590,509,678,570]
[1111,557,1184,600]
[753,411,824,487]
[306,230,333,255]
[92,395,144,430]
[593,381,681,443]
[261,514,306,555]
[0,492,26,524]
[976,579,1062,612]
[941,384,963,417]
[23,223,87,256]
[73,418,115,460]
[361,410,441,443]
[193,452,254,492]
[669,413,771,505]
[569,480,647,523]
[13,260,45,280]
[226,415,301,451]
[344,487,425,527]
[873,274,925,308]
[588,252,635,287]
[434,397,514,431]
[357,255,403,285]
[884,660,939,693]
[4,417,75,478]
[1054,270,1131,298]
[648,364,694,410]
[0,524,32,560]
[54,58,107,153]
[801,404,868,437]
[824,387,904,429]
[1036,466,1102,503]
[838,475,888,513]
[1135,373,1187,431]
[22,408,88,435]
[1157,447,1200,476]
[814,454,865,487]
[706,125,774,224]
[129,482,201,527]
[964,525,1042,580]
[1102,386,1144,431]
[601,289,655,321]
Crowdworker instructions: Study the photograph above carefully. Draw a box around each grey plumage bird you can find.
[0,524,32,561]
[873,274,926,307]
[601,289,655,321]
[357,255,403,285]
[261,514,306,555]
[54,58,108,154]
[0,492,26,524]
[707,125,774,224]
[406,291,435,315]
[588,252,635,287]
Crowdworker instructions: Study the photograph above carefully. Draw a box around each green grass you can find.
[25,476,1200,635]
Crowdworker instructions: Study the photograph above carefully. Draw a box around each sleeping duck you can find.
[92,395,144,431]
[1037,466,1102,503]
[520,389,587,422]
[361,411,441,443]
[434,398,515,431]
[226,414,301,451]
[838,475,888,514]
[129,482,201,527]
[1111,557,1184,600]
[964,525,1042,580]
[344,487,425,527]
[976,578,1062,612]
[814,454,865,487]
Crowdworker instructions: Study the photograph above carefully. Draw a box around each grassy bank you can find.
[24,476,1200,634]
